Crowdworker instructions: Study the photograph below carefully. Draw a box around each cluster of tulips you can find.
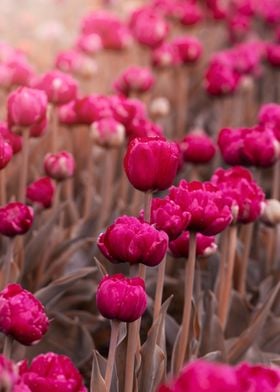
[0,0,280,391]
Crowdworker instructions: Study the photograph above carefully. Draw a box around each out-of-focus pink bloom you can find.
[168,181,233,235]
[211,166,265,224]
[149,197,191,239]
[0,354,18,390]
[44,151,75,181]
[75,95,113,125]
[75,33,103,54]
[173,2,203,25]
[0,122,22,154]
[206,0,228,19]
[171,36,203,64]
[218,127,248,165]
[256,0,280,24]
[130,7,169,48]
[7,87,47,129]
[180,133,216,164]
[266,43,280,67]
[227,14,251,42]
[0,63,13,89]
[6,56,35,87]
[109,96,147,127]
[34,70,78,105]
[158,360,239,392]
[0,283,49,345]
[258,102,280,141]
[58,100,79,126]
[169,231,217,258]
[235,363,280,392]
[124,137,180,192]
[19,352,87,392]
[13,380,31,392]
[96,274,147,322]
[91,117,125,148]
[204,54,241,96]
[55,49,98,78]
[151,43,181,68]
[81,11,132,50]
[113,66,155,96]
[29,117,48,138]
[126,116,163,140]
[229,41,264,76]
[26,177,56,209]
[98,215,168,267]
[0,202,33,237]
[0,135,13,169]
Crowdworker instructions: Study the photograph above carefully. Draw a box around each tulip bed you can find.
[0,0,280,391]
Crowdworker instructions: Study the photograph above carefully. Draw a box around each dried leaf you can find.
[90,350,106,392]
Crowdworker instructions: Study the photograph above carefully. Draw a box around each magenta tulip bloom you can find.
[258,103,280,141]
[124,137,180,192]
[0,122,22,154]
[0,202,33,237]
[168,180,233,235]
[171,36,203,64]
[7,87,47,129]
[180,133,216,164]
[113,66,155,96]
[98,215,168,267]
[91,117,125,148]
[266,43,280,67]
[20,352,87,392]
[235,363,280,392]
[96,274,147,322]
[44,151,75,181]
[26,177,56,209]
[169,231,217,258]
[0,135,13,169]
[211,166,265,224]
[0,284,49,345]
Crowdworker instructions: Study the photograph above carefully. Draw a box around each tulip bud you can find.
[26,177,56,209]
[58,101,78,126]
[0,202,33,237]
[258,103,280,141]
[171,36,203,64]
[260,199,280,226]
[0,136,13,169]
[98,215,168,267]
[44,151,75,181]
[96,274,147,322]
[29,117,48,138]
[180,133,216,164]
[149,97,170,118]
[7,87,48,129]
[169,231,217,258]
[0,284,49,345]
[266,44,280,67]
[34,70,78,105]
[90,117,125,148]
[151,43,181,68]
[19,352,87,391]
[124,137,180,192]
[0,122,22,154]
[76,33,103,54]
[113,66,155,96]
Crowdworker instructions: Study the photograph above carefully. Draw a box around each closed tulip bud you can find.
[150,97,170,118]
[19,352,87,392]
[44,151,75,181]
[169,180,233,235]
[169,231,217,258]
[126,116,163,140]
[266,44,280,67]
[124,137,180,192]
[34,70,78,105]
[0,136,13,169]
[258,103,280,141]
[235,363,280,391]
[75,33,103,55]
[172,36,203,64]
[98,215,168,267]
[0,122,22,154]
[7,87,48,129]
[0,202,33,237]
[114,66,155,96]
[180,133,216,164]
[96,274,147,322]
[91,117,125,148]
[29,117,48,138]
[151,43,181,68]
[0,284,49,345]
[149,197,191,239]
[218,127,247,166]
[58,101,78,126]
[260,199,280,227]
[211,166,265,224]
[26,177,56,209]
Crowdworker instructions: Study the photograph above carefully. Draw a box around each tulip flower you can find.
[171,36,203,64]
[26,177,56,209]
[75,33,103,54]
[0,122,22,154]
[113,66,155,96]
[267,43,280,67]
[124,137,180,192]
[0,202,33,237]
[258,103,280,141]
[169,231,217,258]
[19,352,87,392]
[180,133,216,164]
[0,283,49,345]
[91,117,125,148]
[98,215,168,267]
[0,135,13,170]
[151,43,181,69]
[44,151,75,181]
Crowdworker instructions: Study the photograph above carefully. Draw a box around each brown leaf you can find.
[90,350,106,392]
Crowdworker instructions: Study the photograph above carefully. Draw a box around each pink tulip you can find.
[91,117,125,148]
[0,202,33,237]
[75,33,103,54]
[169,231,217,258]
[173,2,203,25]
[211,166,265,224]
[125,116,163,140]
[0,135,13,169]
[29,117,48,138]
[98,215,168,267]
[58,101,78,126]
[0,284,49,345]
[26,177,56,209]
[7,87,47,129]
[266,43,280,67]
[236,363,280,392]
[113,66,155,96]
[0,122,22,154]
[180,133,216,164]
[19,352,87,392]
[258,103,280,141]
[55,49,97,78]
[171,36,203,64]
[168,181,233,235]
[151,43,181,68]
[96,274,147,322]
[34,70,78,105]
[44,151,75,181]
[75,95,113,125]
[124,137,180,192]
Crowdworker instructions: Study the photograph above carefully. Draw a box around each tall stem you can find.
[214,230,228,299]
[105,320,120,392]
[18,128,29,203]
[2,238,14,289]
[144,191,152,222]
[218,225,238,330]
[0,170,6,205]
[51,105,58,152]
[175,231,196,374]
[153,254,167,322]
[236,223,253,296]
[3,336,13,359]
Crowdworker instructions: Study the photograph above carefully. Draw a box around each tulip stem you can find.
[105,320,120,392]
[124,320,138,392]
[144,191,152,222]
[214,230,228,299]
[18,128,29,203]
[153,254,167,322]
[218,224,238,330]
[236,223,253,296]
[0,170,6,205]
[2,238,14,289]
[175,231,196,374]
[51,105,58,152]
[3,335,13,359]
